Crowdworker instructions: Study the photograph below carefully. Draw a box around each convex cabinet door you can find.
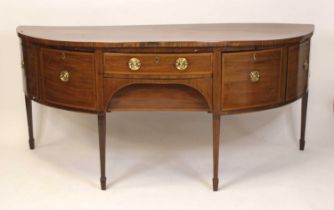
[41,48,97,110]
[222,48,285,112]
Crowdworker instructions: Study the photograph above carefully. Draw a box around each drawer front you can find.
[222,48,285,111]
[104,53,212,79]
[41,48,97,110]
[286,41,310,101]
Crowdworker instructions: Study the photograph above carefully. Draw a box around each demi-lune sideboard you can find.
[17,23,314,191]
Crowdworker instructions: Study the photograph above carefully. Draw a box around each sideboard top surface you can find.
[17,23,314,48]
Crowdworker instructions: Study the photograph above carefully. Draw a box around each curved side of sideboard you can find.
[21,41,40,101]
[20,39,311,114]
[286,41,310,102]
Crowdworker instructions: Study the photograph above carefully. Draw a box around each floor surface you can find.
[1,108,334,210]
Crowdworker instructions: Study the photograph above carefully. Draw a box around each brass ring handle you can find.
[175,57,188,71]
[249,71,260,82]
[128,58,141,71]
[59,70,70,82]
[303,60,309,72]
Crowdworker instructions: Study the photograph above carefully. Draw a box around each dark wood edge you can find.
[18,37,313,55]
[17,32,313,49]
[25,87,306,115]
[27,96,99,114]
[285,88,309,104]
[221,91,306,115]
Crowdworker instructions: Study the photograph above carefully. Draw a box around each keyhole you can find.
[253,53,257,61]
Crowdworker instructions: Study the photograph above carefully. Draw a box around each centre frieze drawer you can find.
[103,53,212,79]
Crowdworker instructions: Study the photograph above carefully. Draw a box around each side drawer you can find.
[104,53,212,79]
[222,48,286,112]
[41,48,97,110]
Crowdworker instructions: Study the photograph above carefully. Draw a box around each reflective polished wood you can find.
[18,23,314,191]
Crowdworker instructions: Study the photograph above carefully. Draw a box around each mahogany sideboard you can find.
[17,23,314,191]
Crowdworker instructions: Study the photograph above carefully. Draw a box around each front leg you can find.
[25,96,35,150]
[299,91,308,150]
[212,114,221,191]
[98,113,107,190]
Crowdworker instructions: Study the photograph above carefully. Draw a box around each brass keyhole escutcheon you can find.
[154,56,160,64]
[128,58,141,71]
[175,57,188,71]
[61,52,66,60]
[59,70,70,82]
[249,71,260,82]
[303,60,309,72]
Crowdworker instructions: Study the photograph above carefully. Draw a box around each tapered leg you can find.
[98,113,107,190]
[299,91,308,151]
[25,96,35,150]
[212,114,221,191]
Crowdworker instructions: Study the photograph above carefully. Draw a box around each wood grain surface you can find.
[17,23,314,48]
